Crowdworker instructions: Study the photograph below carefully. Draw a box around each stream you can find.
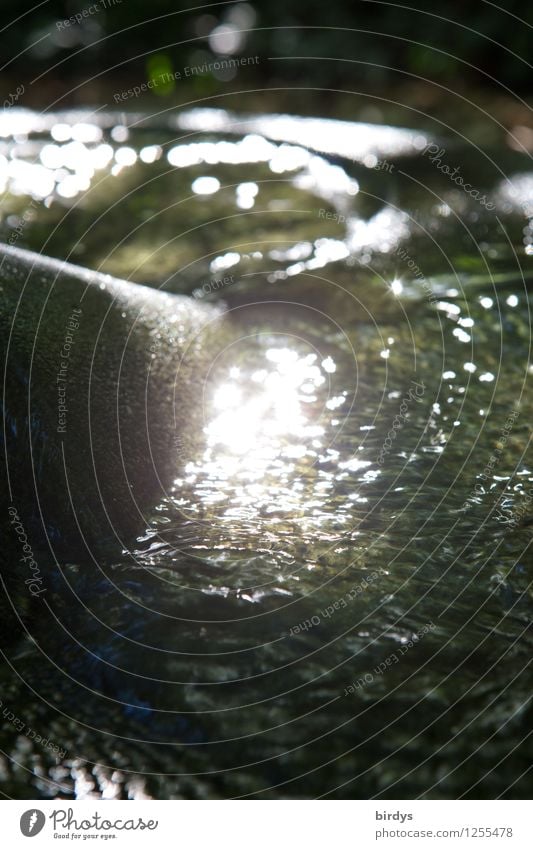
[0,103,532,799]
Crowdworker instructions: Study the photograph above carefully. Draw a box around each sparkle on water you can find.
[171,344,352,530]
[0,107,434,273]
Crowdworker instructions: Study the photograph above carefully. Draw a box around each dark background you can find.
[0,0,531,109]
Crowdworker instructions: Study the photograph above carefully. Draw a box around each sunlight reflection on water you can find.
[0,107,425,271]
[173,344,346,527]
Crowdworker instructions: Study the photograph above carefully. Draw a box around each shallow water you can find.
[1,105,532,799]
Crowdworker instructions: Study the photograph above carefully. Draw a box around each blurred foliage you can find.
[0,0,531,104]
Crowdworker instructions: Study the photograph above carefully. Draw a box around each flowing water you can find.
[1,103,532,799]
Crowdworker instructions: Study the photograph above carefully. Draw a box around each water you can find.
[1,106,532,799]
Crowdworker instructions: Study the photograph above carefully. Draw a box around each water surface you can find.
[1,104,532,799]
